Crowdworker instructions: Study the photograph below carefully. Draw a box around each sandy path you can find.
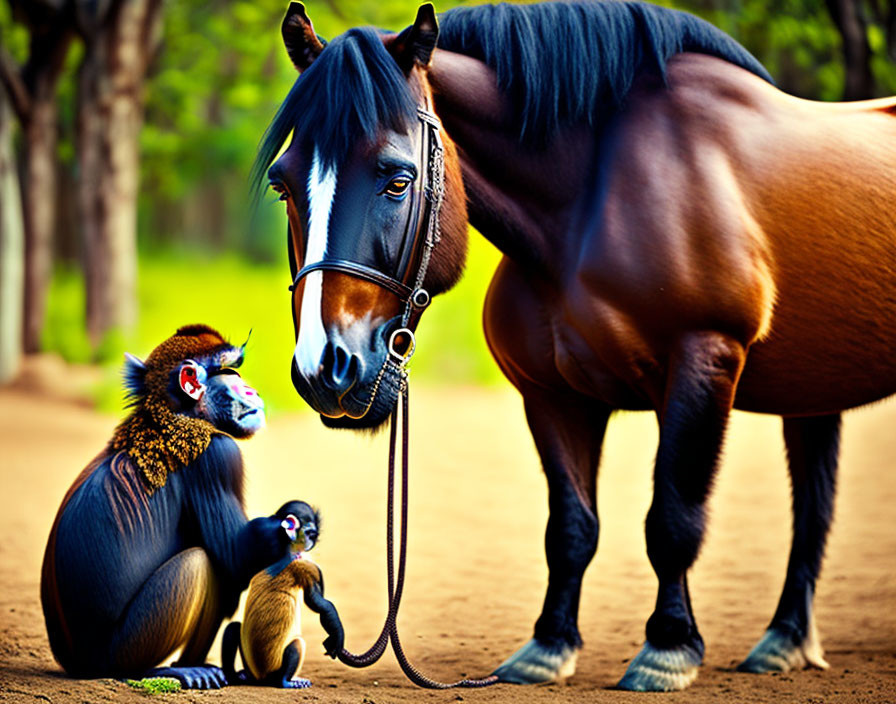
[1,386,894,703]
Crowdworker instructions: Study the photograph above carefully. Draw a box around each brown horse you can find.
[257,1,896,691]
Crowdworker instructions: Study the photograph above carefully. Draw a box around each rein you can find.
[335,377,498,689]
[292,101,497,688]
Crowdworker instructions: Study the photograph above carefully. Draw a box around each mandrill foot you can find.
[283,677,312,689]
[492,638,579,684]
[145,665,228,689]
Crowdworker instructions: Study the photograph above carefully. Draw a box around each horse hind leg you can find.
[618,331,746,692]
[738,414,839,674]
[493,386,609,684]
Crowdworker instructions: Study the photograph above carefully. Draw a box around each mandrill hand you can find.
[323,632,343,659]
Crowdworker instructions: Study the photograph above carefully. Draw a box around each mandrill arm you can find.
[183,435,289,599]
[304,576,344,658]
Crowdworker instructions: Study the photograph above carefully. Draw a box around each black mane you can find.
[254,1,772,187]
[253,27,416,190]
[437,1,773,142]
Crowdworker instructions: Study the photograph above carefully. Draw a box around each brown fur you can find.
[240,558,322,680]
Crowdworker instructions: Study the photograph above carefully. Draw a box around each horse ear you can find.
[282,2,325,72]
[391,3,439,74]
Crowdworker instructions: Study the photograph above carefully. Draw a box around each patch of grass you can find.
[42,232,509,415]
[124,677,182,694]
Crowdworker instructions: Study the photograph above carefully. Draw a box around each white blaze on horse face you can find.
[294,149,338,377]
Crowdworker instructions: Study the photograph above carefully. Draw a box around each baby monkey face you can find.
[278,502,320,552]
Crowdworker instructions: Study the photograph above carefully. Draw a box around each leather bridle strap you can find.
[289,104,445,334]
[296,259,413,301]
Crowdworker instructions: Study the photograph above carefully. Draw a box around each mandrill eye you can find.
[384,177,411,199]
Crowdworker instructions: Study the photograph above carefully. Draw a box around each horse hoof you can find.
[616,642,701,691]
[492,638,578,683]
[738,623,829,673]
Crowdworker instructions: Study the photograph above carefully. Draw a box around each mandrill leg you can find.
[221,621,249,684]
[110,547,228,689]
[267,638,310,689]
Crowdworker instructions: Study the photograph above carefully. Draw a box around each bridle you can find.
[288,103,446,363]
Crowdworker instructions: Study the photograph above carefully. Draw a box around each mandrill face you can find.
[200,370,266,438]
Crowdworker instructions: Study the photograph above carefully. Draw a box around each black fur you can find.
[253,26,416,190]
[770,414,840,641]
[641,337,742,657]
[438,1,772,143]
[44,435,289,680]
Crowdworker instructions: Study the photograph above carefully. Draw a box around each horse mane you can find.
[253,27,416,189]
[253,1,773,188]
[437,1,773,142]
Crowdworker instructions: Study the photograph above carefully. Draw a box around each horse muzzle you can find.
[290,320,405,429]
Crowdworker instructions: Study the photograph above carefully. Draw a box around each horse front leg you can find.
[493,386,610,684]
[738,413,839,673]
[618,331,746,692]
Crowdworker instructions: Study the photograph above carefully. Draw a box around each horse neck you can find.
[429,49,595,277]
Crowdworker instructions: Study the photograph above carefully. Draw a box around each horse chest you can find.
[484,258,655,409]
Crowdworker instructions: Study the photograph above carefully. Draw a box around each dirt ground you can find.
[1,381,894,704]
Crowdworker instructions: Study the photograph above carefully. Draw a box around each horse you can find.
[255,1,896,692]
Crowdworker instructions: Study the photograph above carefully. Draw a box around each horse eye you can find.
[269,181,290,201]
[384,178,410,198]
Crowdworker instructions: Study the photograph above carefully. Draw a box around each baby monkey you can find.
[222,501,344,688]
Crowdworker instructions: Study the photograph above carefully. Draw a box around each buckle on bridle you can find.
[410,288,430,309]
[388,328,416,364]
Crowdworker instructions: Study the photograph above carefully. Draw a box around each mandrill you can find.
[41,324,300,689]
[222,501,344,688]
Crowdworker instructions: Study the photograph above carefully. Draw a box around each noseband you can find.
[289,104,446,357]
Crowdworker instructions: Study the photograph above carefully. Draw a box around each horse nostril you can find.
[322,340,359,392]
[334,345,350,382]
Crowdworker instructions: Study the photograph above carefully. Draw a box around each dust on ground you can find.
[1,383,894,703]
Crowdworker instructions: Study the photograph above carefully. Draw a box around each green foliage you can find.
[42,266,92,364]
[670,0,845,99]
[0,3,29,64]
[124,677,182,694]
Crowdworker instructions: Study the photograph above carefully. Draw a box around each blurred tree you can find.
[0,84,23,382]
[674,0,895,99]
[825,0,895,98]
[0,0,73,353]
[74,0,162,351]
[825,0,874,97]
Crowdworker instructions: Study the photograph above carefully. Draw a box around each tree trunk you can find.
[825,0,876,99]
[0,89,24,382]
[0,4,72,354]
[78,0,162,351]
[21,92,58,352]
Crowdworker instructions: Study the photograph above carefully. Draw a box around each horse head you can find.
[259,3,467,429]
